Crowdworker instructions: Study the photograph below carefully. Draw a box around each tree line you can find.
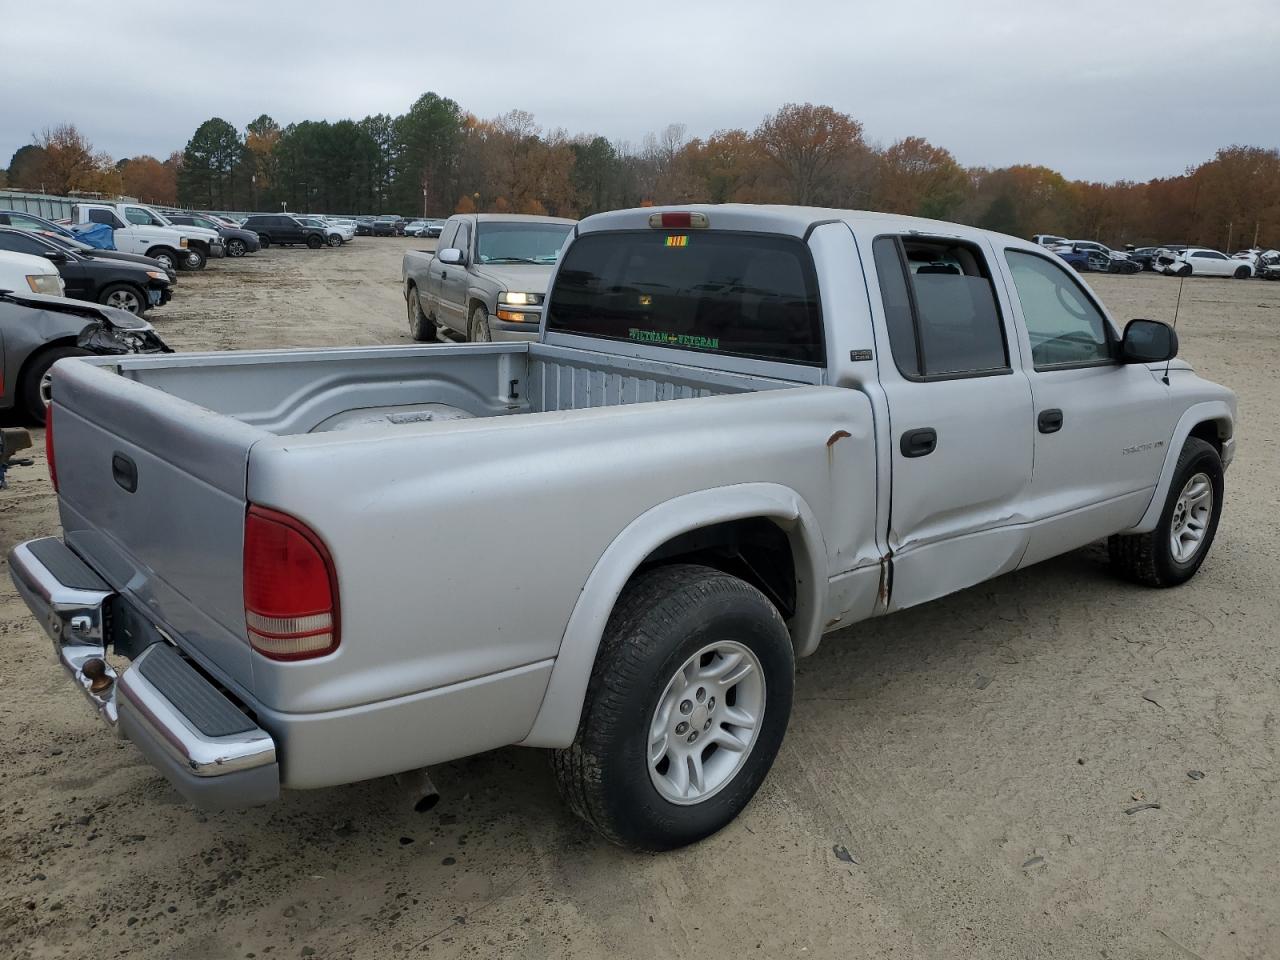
[4,95,1279,251]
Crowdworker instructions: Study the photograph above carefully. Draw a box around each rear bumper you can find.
[8,537,279,810]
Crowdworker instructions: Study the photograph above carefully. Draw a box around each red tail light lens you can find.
[243,505,339,660]
[46,405,58,492]
[648,211,709,229]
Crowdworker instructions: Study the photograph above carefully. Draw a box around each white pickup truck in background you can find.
[70,202,222,271]
[11,205,1235,851]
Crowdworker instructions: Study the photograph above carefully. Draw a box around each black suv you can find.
[0,226,172,314]
[241,215,327,249]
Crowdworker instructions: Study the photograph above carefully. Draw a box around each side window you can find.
[874,236,1009,378]
[1005,249,1112,368]
[124,207,156,225]
[88,209,124,228]
[437,220,458,250]
[454,223,471,258]
[872,237,922,377]
[0,232,47,255]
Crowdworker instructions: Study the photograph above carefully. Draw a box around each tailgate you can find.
[52,358,264,693]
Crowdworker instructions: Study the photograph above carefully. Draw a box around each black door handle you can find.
[900,427,937,458]
[112,452,138,492]
[1038,409,1064,434]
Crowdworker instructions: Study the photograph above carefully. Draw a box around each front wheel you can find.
[1234,265,1251,279]
[182,247,207,270]
[98,283,145,315]
[258,235,271,249]
[22,346,91,424]
[1177,264,1192,277]
[552,564,794,850]
[327,234,342,247]
[1109,437,1223,587]
[306,234,323,249]
[147,249,177,272]
[467,304,492,342]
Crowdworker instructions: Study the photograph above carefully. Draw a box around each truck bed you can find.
[95,340,799,435]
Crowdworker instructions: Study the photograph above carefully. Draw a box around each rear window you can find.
[547,230,824,365]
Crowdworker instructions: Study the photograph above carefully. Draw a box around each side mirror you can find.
[1121,319,1178,363]
[43,251,68,263]
[437,248,464,265]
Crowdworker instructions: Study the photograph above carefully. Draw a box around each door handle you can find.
[1038,409,1064,434]
[112,452,138,493]
[440,271,447,281]
[900,427,937,458]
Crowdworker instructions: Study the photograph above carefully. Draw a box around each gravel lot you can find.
[2,239,1278,959]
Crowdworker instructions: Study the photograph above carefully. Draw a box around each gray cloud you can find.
[2,0,1276,182]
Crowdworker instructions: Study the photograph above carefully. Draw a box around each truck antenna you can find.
[1164,273,1187,385]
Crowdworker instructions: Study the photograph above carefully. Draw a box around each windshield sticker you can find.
[628,328,720,349]
[664,235,689,247]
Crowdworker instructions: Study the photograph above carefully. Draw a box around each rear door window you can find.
[873,236,1009,378]
[547,230,824,365]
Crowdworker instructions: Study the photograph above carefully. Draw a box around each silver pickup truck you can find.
[11,205,1236,851]
[402,213,575,342]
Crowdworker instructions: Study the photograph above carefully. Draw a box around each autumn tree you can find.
[876,137,969,219]
[243,114,281,205]
[34,125,120,195]
[700,129,761,203]
[754,103,866,205]
[119,155,178,205]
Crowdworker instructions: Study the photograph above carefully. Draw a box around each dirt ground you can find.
[2,239,1278,960]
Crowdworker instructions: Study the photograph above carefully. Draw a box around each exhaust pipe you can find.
[395,767,440,812]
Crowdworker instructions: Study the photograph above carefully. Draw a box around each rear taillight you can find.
[46,405,58,492]
[243,505,339,660]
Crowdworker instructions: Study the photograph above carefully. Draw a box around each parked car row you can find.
[1034,234,1269,279]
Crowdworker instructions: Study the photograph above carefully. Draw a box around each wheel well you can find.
[145,246,178,259]
[639,518,797,620]
[1189,418,1230,455]
[16,337,80,394]
[468,297,486,317]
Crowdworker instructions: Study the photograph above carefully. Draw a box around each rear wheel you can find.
[467,303,492,342]
[306,234,323,249]
[22,346,91,424]
[552,564,794,850]
[1109,437,1223,587]
[226,238,247,257]
[98,283,145,315]
[407,286,438,342]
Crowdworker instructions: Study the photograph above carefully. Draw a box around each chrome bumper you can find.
[8,538,279,809]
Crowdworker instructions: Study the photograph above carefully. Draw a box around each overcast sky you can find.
[2,1,1276,183]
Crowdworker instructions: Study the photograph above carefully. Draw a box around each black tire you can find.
[1109,437,1223,587]
[306,234,323,249]
[22,345,91,424]
[552,563,795,851]
[181,247,207,270]
[1177,264,1192,277]
[1233,265,1250,279]
[226,238,247,257]
[467,303,492,342]
[258,235,271,249]
[146,248,178,272]
[327,234,342,247]
[97,283,146,315]
[406,286,438,342]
